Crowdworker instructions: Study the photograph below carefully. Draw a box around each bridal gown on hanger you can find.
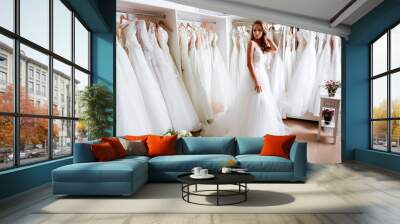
[125,22,172,134]
[309,33,331,115]
[180,28,213,124]
[116,39,152,135]
[203,40,289,137]
[230,29,240,92]
[331,35,341,82]
[210,32,233,113]
[285,30,317,116]
[148,23,201,131]
[268,29,286,114]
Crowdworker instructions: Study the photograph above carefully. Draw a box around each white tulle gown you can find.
[148,24,201,131]
[180,29,213,124]
[116,39,152,135]
[285,30,317,116]
[309,33,331,115]
[203,42,290,137]
[331,35,341,81]
[268,30,286,114]
[125,22,172,134]
[189,32,214,124]
[230,29,240,92]
[210,33,233,113]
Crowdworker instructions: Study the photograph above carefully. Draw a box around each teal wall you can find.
[344,0,400,171]
[0,0,116,200]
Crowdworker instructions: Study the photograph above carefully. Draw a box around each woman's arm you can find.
[247,41,262,93]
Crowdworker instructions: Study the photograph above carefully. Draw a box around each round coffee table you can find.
[177,173,255,206]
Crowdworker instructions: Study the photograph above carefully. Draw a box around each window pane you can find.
[74,69,89,118]
[20,44,49,115]
[372,33,387,76]
[0,35,14,112]
[391,72,400,118]
[372,77,387,119]
[391,24,400,70]
[20,0,49,49]
[75,18,89,70]
[75,120,88,143]
[372,121,388,151]
[53,0,72,60]
[391,120,400,153]
[0,116,13,170]
[20,117,49,165]
[53,59,72,117]
[0,0,14,31]
[53,119,72,158]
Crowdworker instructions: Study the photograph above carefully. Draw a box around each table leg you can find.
[217,184,219,206]
[245,183,247,201]
[195,184,197,192]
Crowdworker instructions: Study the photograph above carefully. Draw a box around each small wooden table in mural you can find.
[177,173,255,206]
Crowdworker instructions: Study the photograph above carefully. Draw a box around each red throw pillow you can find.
[101,137,126,158]
[260,134,296,159]
[91,142,117,161]
[146,135,177,157]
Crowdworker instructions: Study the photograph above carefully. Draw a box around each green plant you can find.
[79,84,113,140]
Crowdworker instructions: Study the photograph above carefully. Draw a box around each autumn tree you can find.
[0,84,60,152]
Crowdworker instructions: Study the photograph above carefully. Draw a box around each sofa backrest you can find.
[235,137,263,155]
[73,139,100,163]
[177,137,236,155]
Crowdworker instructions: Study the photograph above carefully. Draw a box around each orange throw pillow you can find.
[124,135,150,142]
[146,135,177,157]
[260,134,296,159]
[101,137,126,158]
[91,142,117,162]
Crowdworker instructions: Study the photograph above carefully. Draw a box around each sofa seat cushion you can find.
[236,155,293,172]
[149,154,235,172]
[53,159,147,183]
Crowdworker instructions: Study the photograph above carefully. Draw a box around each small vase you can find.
[323,115,333,124]
[328,89,336,97]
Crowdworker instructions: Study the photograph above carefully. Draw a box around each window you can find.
[371,23,400,154]
[0,0,14,32]
[0,1,91,170]
[0,35,13,113]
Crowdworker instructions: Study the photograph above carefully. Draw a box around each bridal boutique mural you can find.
[116,0,342,163]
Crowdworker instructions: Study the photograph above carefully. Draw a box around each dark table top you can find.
[177,172,255,185]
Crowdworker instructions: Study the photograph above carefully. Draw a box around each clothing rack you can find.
[177,18,216,25]
[117,9,166,20]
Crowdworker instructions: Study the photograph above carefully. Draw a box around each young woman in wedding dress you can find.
[116,37,152,135]
[203,20,289,136]
[124,21,172,134]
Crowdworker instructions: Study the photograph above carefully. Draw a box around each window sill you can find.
[0,156,72,175]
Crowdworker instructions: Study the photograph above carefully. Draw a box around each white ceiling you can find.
[224,0,352,23]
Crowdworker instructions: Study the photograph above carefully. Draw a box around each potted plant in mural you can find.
[323,80,341,97]
[79,84,113,140]
[322,108,335,125]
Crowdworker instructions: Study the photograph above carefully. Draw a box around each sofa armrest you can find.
[73,140,100,163]
[289,141,307,181]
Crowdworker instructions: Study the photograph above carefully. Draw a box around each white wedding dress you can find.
[203,42,289,137]
[268,30,286,114]
[285,30,317,116]
[116,39,152,135]
[230,29,240,92]
[210,33,233,113]
[309,33,331,115]
[148,23,201,131]
[125,22,172,134]
[188,29,214,124]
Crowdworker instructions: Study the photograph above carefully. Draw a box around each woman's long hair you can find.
[250,20,270,52]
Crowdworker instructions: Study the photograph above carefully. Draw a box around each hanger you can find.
[158,20,173,33]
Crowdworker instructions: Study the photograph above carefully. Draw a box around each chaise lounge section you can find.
[52,137,307,196]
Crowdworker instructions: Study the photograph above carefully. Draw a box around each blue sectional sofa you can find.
[52,137,307,196]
